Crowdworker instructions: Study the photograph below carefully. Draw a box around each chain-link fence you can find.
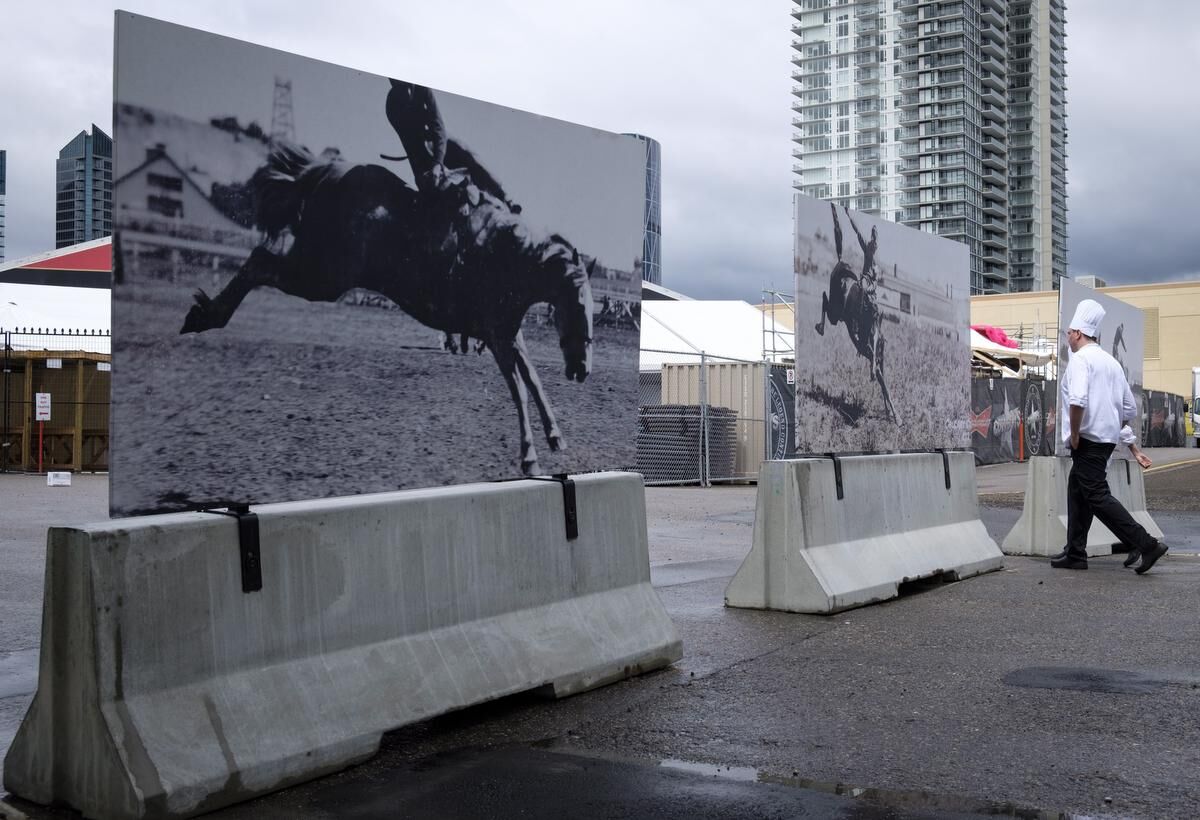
[1,329,111,473]
[638,349,792,486]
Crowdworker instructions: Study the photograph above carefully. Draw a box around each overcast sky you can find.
[2,1,1197,301]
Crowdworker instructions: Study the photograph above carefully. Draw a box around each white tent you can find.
[0,283,111,353]
[640,301,792,371]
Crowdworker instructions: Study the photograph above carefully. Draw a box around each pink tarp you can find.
[971,324,1019,349]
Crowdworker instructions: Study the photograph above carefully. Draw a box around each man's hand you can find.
[1070,432,1080,450]
[1135,451,1152,469]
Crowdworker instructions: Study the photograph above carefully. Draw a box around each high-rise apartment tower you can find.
[56,125,113,249]
[791,0,1067,293]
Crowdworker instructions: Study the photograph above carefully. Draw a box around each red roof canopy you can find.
[0,237,112,288]
[21,242,111,272]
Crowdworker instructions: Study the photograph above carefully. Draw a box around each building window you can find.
[147,195,183,218]
[147,173,183,192]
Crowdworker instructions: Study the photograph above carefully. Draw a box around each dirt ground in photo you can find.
[110,261,638,515]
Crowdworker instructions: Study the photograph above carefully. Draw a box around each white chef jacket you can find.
[1060,342,1138,445]
[1113,424,1138,462]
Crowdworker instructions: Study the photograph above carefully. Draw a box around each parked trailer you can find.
[1192,366,1199,445]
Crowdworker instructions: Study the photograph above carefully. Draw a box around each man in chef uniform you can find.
[1053,299,1169,573]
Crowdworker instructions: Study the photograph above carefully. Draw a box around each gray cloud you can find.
[2,1,1196,300]
[1064,1,1200,285]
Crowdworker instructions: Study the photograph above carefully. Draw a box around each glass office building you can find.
[791,0,1067,293]
[625,133,662,285]
[56,125,113,249]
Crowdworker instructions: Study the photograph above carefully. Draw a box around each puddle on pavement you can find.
[657,755,1068,819]
[1002,666,1185,695]
[659,758,759,781]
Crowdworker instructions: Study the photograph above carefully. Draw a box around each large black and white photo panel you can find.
[111,13,643,516]
[793,194,970,453]
[1056,278,1145,456]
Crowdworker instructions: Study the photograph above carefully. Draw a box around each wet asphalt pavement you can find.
[2,460,1199,819]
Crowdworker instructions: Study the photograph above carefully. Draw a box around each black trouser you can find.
[1066,437,1157,558]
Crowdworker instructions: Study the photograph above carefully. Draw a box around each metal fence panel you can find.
[638,349,706,485]
[638,349,778,486]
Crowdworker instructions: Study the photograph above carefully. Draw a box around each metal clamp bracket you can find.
[533,474,579,540]
[1125,459,1131,485]
[822,453,844,501]
[936,449,952,490]
[200,503,263,593]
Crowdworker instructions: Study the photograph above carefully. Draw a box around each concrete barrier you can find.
[1106,457,1163,541]
[3,472,680,820]
[1001,456,1161,556]
[724,452,1003,615]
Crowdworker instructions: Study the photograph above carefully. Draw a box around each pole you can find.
[2,332,9,473]
[764,360,771,462]
[35,377,46,474]
[699,352,708,487]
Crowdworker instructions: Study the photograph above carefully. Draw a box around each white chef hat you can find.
[1069,299,1105,338]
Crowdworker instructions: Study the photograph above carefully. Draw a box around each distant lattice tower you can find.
[270,77,296,144]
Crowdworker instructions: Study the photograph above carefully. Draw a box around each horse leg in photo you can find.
[874,337,898,422]
[880,379,899,424]
[872,320,886,382]
[513,330,565,453]
[491,341,540,474]
[180,247,284,334]
[867,326,877,383]
[814,292,829,336]
[459,333,470,355]
[877,376,893,420]
[443,333,458,353]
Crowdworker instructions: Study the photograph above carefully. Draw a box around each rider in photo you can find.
[814,204,894,422]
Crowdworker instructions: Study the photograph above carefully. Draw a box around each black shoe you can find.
[1122,549,1142,568]
[1135,543,1168,575]
[1050,555,1088,570]
[1051,548,1067,560]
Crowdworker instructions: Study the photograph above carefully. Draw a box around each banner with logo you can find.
[1143,390,1187,447]
[767,365,798,461]
[970,377,1057,465]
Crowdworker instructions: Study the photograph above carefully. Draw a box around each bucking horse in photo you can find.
[180,80,594,475]
[813,204,898,423]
